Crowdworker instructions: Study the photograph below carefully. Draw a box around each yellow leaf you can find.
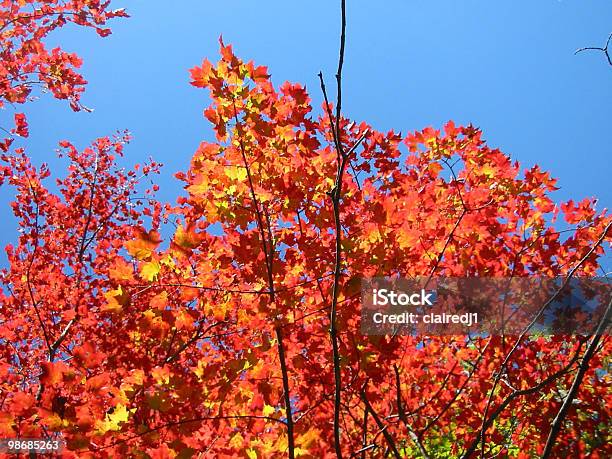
[262,404,275,417]
[95,403,133,434]
[160,254,176,268]
[225,166,247,181]
[366,227,382,243]
[174,224,204,250]
[481,164,496,178]
[297,428,320,449]
[229,432,244,449]
[140,260,161,282]
[102,286,130,313]
[151,366,171,385]
[44,413,70,431]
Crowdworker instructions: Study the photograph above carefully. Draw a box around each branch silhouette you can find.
[575,32,612,67]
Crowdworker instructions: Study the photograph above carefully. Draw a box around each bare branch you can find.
[575,32,612,67]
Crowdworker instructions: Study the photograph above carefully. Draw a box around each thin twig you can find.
[575,32,612,67]
[320,1,349,458]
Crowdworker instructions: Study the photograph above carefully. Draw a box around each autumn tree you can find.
[0,0,128,151]
[0,1,610,458]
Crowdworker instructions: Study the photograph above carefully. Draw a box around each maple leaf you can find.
[109,258,134,281]
[262,404,276,417]
[12,113,29,137]
[40,361,72,385]
[103,285,130,313]
[125,228,162,260]
[95,403,133,434]
[140,260,161,281]
[172,223,205,254]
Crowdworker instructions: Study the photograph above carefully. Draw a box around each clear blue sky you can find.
[1,0,611,261]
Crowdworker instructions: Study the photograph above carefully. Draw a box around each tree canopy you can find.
[0,1,610,458]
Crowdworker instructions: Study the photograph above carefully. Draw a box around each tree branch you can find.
[575,32,612,67]
[319,1,349,457]
[231,98,295,459]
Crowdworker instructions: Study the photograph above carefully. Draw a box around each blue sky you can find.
[1,0,611,262]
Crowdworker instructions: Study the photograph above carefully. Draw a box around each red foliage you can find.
[0,7,610,459]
